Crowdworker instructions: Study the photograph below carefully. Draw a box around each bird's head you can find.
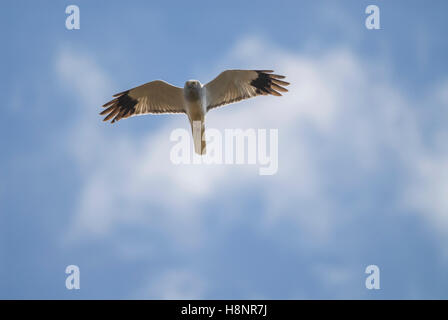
[184,80,201,90]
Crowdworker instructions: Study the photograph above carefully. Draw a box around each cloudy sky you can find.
[2,0,448,299]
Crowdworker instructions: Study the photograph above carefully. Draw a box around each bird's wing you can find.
[100,80,185,123]
[204,70,289,111]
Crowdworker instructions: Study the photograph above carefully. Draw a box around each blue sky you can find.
[1,0,448,299]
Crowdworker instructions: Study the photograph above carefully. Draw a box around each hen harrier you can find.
[100,70,289,154]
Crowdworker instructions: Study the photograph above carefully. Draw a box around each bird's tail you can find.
[190,119,206,155]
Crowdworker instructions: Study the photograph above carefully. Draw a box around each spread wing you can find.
[100,80,185,123]
[204,70,289,111]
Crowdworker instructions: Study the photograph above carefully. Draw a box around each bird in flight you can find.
[100,70,289,154]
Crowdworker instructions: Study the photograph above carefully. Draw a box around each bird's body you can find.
[100,70,289,154]
[183,80,205,119]
[184,80,206,154]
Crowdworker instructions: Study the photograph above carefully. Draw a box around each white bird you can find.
[100,69,289,154]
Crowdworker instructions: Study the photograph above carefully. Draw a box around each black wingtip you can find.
[100,91,138,124]
[251,70,289,97]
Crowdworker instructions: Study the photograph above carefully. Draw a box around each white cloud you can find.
[56,47,112,106]
[56,36,448,297]
[134,269,207,299]
[404,145,448,234]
